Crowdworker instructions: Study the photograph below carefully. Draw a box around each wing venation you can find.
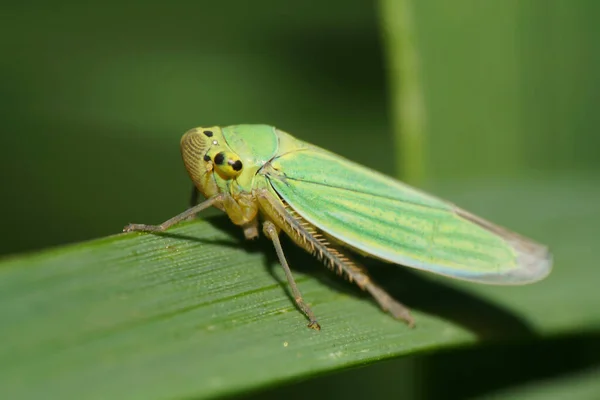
[265,149,551,284]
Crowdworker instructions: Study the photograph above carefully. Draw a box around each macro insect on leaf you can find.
[124,125,552,330]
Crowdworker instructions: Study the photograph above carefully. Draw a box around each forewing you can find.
[265,149,551,284]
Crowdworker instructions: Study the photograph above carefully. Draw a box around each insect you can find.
[124,125,552,330]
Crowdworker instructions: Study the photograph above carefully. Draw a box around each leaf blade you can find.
[1,177,599,400]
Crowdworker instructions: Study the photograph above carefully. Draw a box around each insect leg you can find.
[258,189,414,327]
[360,276,415,328]
[123,193,223,233]
[311,243,415,327]
[263,220,321,330]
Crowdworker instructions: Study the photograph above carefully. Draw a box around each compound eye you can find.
[213,151,243,179]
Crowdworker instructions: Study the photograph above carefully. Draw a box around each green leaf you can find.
[1,175,599,399]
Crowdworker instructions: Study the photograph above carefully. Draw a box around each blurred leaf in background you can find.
[1,0,599,399]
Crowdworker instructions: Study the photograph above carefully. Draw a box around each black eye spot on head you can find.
[203,130,213,137]
[214,152,225,165]
[230,160,243,171]
[203,154,211,162]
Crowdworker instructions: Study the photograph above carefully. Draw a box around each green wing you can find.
[265,148,551,284]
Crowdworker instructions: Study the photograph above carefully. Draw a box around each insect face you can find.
[181,126,244,176]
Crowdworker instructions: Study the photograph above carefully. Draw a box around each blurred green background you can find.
[1,0,598,254]
[1,0,599,399]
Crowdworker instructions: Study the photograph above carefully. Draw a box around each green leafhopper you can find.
[124,125,552,330]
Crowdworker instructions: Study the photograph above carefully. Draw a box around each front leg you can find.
[124,194,223,233]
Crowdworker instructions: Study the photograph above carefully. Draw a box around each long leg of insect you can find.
[311,243,414,327]
[123,194,223,233]
[258,189,414,327]
[263,220,321,330]
[362,279,415,328]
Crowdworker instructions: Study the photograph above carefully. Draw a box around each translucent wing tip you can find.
[506,239,553,285]
[456,208,553,285]
[446,240,553,286]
